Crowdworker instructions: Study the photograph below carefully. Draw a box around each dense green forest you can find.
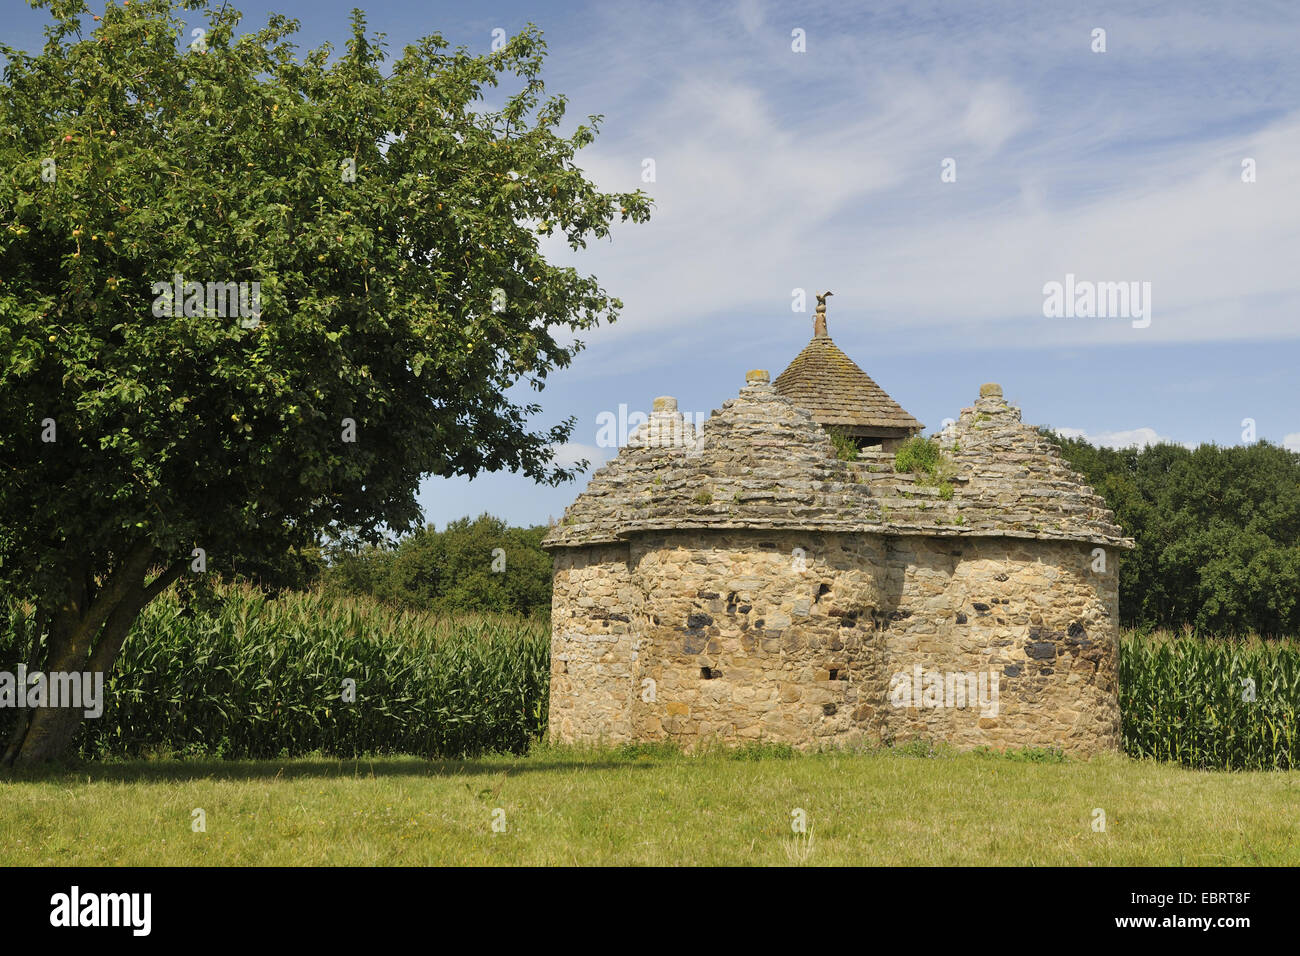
[1047,434,1300,637]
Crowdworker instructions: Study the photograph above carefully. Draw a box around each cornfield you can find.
[5,590,1299,769]
[1120,629,1300,771]
[0,584,550,759]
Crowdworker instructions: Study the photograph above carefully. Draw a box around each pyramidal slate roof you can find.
[773,329,923,433]
[542,375,1133,550]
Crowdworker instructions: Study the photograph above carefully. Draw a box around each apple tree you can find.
[0,0,650,763]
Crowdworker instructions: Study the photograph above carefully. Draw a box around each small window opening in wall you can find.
[828,668,838,681]
[815,583,831,602]
[701,666,720,679]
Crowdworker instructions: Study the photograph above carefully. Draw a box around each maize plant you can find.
[0,584,550,760]
[1120,630,1300,771]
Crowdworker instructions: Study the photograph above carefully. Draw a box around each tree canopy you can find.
[1047,433,1300,637]
[0,0,650,763]
[322,514,553,618]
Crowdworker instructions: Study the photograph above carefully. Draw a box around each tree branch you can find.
[63,540,157,662]
[86,560,186,677]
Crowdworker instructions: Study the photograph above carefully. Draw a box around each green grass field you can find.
[4,744,1298,866]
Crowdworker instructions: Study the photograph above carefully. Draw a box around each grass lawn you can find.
[3,744,1298,866]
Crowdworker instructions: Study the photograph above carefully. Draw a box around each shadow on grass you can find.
[0,754,664,785]
[0,739,1079,786]
[0,739,809,785]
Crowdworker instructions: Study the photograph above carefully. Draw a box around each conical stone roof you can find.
[773,333,923,434]
[542,375,1132,551]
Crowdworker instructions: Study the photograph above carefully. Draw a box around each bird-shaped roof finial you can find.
[813,291,833,337]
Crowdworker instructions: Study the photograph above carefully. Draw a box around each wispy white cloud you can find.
[543,0,1300,351]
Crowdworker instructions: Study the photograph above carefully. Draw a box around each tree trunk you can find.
[2,616,94,767]
[1,547,185,767]
[3,697,88,765]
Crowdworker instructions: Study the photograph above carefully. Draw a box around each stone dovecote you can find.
[543,349,1133,756]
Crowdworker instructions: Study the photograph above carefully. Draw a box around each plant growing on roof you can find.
[894,436,958,493]
[829,432,858,462]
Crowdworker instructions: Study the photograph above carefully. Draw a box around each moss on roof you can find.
[773,334,923,433]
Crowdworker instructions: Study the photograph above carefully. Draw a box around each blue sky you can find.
[8,0,1299,528]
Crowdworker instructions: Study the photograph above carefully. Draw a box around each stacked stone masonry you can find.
[544,369,1133,756]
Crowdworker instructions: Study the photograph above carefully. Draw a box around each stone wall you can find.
[549,543,643,742]
[548,530,1120,755]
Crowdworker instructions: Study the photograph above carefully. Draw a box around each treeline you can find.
[319,514,553,618]
[1047,434,1300,637]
